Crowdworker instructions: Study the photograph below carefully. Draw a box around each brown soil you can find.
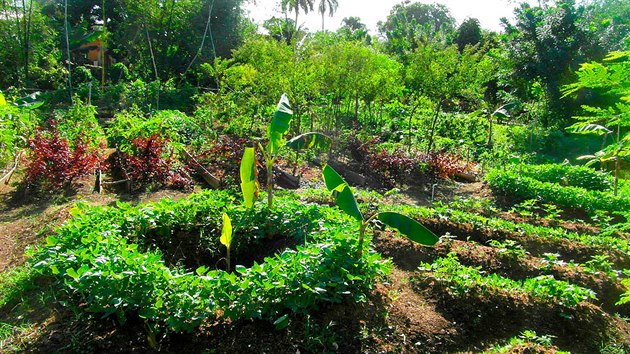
[1,167,629,353]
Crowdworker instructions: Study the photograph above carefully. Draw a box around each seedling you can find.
[219,213,233,270]
[322,164,438,256]
[240,94,331,209]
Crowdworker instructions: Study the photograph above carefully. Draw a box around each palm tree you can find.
[281,0,314,34]
[318,0,338,31]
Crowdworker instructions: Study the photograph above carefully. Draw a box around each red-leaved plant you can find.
[26,125,105,191]
[117,134,193,190]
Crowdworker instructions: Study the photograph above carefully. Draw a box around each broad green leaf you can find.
[322,165,363,221]
[322,164,346,192]
[13,92,44,110]
[335,185,363,222]
[570,123,612,136]
[240,147,259,208]
[286,132,332,152]
[377,212,438,246]
[273,314,290,330]
[491,108,510,120]
[0,92,6,106]
[66,268,79,279]
[268,94,293,155]
[70,30,105,49]
[220,213,233,250]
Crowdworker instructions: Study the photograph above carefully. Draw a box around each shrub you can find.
[114,134,193,190]
[25,125,105,191]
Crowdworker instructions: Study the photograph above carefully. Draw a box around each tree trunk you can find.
[426,101,442,154]
[64,0,73,103]
[321,12,325,31]
[487,114,493,147]
[408,103,418,152]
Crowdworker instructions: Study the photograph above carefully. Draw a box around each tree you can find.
[264,16,302,44]
[378,2,455,57]
[405,44,493,152]
[501,0,604,125]
[454,17,482,52]
[337,16,370,43]
[562,51,630,195]
[317,0,338,31]
[281,0,314,35]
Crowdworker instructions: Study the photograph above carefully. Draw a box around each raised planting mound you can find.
[486,168,629,216]
[506,163,613,191]
[415,253,612,352]
[382,203,630,267]
[29,190,389,333]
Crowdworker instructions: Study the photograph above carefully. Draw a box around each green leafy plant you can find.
[419,253,597,307]
[488,240,526,260]
[507,163,613,191]
[219,213,233,270]
[240,94,332,209]
[322,164,438,256]
[486,168,629,215]
[562,51,630,196]
[31,190,389,333]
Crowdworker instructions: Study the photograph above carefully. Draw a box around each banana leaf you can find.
[322,165,363,222]
[377,212,438,246]
[268,94,293,156]
[286,132,332,152]
[13,92,44,110]
[240,147,259,208]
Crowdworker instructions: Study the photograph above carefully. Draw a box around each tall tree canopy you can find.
[378,1,455,57]
[501,0,605,125]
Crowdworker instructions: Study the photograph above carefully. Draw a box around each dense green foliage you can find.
[486,168,628,214]
[30,190,389,332]
[419,253,597,307]
[506,163,613,191]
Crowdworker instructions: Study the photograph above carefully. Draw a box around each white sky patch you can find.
[243,0,523,34]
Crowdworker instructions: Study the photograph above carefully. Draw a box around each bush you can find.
[107,109,205,152]
[0,104,36,170]
[25,125,105,190]
[114,134,193,191]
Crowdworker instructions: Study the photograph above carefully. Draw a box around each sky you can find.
[243,0,522,35]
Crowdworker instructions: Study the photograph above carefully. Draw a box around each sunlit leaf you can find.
[322,164,346,192]
[220,213,233,250]
[570,123,613,136]
[268,94,293,155]
[322,165,363,221]
[377,212,439,246]
[336,185,363,222]
[13,91,45,109]
[273,314,290,330]
[286,132,332,152]
[240,147,259,208]
[0,92,6,106]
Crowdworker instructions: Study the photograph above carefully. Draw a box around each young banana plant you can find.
[322,165,438,257]
[240,94,331,209]
[219,213,233,270]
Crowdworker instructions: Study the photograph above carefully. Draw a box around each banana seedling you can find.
[240,94,331,209]
[219,213,233,270]
[322,165,438,257]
